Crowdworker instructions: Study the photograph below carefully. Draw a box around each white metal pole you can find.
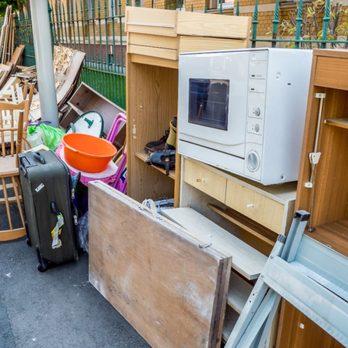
[30,0,58,126]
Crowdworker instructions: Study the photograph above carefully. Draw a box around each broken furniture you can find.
[0,99,30,242]
[178,157,296,343]
[125,6,251,205]
[89,181,231,347]
[30,46,86,121]
[64,82,125,138]
[0,5,16,65]
[225,211,348,348]
[276,49,348,348]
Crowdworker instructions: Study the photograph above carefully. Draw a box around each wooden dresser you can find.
[276,49,348,348]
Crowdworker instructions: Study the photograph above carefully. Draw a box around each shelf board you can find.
[324,118,348,130]
[222,307,239,342]
[227,271,253,314]
[161,207,267,280]
[135,151,175,180]
[311,220,348,257]
[208,204,276,246]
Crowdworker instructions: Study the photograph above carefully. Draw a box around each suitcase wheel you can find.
[36,248,49,272]
[37,259,48,272]
[26,237,31,247]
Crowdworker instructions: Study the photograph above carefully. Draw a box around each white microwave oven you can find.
[178,48,313,185]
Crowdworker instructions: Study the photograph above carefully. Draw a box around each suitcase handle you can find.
[33,152,46,164]
[19,156,31,177]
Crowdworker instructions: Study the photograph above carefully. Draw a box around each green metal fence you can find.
[15,0,348,110]
[49,0,126,109]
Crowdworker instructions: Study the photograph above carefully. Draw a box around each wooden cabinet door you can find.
[88,181,232,348]
[276,301,344,348]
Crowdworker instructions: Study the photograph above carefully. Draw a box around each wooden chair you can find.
[0,99,30,241]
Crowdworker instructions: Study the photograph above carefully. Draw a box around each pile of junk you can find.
[0,28,179,272]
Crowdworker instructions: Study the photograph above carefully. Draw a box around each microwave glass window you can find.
[188,79,229,130]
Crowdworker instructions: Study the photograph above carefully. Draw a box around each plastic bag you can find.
[27,124,65,151]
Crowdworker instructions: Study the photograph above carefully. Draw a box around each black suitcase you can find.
[19,150,78,271]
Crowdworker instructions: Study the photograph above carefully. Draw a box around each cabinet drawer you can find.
[184,159,227,202]
[225,180,285,233]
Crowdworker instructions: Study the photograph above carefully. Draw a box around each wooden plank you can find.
[177,12,250,39]
[314,56,348,91]
[9,44,25,67]
[179,36,248,53]
[125,6,177,37]
[135,150,175,180]
[227,272,252,314]
[161,207,267,280]
[89,182,231,348]
[130,53,178,69]
[129,33,178,50]
[324,118,348,130]
[128,44,177,61]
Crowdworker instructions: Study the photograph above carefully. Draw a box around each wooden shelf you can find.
[311,220,348,256]
[324,118,348,130]
[222,307,239,342]
[135,151,175,180]
[227,272,253,314]
[161,207,267,280]
[208,203,276,247]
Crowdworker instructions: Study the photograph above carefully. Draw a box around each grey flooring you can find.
[0,239,148,348]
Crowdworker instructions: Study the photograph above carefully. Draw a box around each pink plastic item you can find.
[56,145,118,186]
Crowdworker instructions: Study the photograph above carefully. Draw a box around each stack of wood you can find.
[0,5,16,65]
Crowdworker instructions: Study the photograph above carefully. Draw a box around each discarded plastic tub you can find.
[62,133,117,173]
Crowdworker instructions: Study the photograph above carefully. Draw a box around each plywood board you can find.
[130,53,178,69]
[89,182,231,348]
[128,44,177,61]
[129,33,178,50]
[125,6,177,37]
[177,12,251,39]
[179,36,248,53]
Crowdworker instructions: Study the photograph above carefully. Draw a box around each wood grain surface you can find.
[89,182,231,348]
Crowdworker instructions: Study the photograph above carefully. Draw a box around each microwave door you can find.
[179,52,249,158]
[189,79,229,131]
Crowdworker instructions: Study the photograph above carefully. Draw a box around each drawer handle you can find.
[196,178,206,183]
[246,203,255,209]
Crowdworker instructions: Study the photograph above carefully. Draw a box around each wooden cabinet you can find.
[180,157,296,342]
[276,49,348,348]
[125,7,251,204]
[182,157,296,235]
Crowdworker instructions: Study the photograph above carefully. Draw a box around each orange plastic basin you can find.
[62,133,117,173]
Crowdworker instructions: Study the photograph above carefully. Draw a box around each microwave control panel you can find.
[245,51,268,181]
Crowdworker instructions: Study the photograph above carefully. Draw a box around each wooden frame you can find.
[125,7,251,205]
[276,49,348,348]
[0,99,30,242]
